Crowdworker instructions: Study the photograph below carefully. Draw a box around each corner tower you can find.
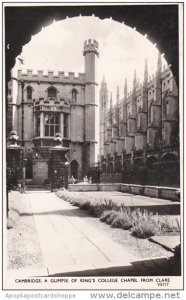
[83,39,99,173]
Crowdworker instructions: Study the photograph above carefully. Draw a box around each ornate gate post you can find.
[50,133,70,192]
[7,131,22,215]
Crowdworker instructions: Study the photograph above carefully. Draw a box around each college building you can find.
[99,54,179,186]
[7,39,99,185]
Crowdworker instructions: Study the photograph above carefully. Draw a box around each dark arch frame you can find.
[5,4,179,86]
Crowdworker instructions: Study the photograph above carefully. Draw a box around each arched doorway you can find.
[122,160,131,183]
[115,161,122,173]
[107,163,113,174]
[102,164,107,173]
[146,156,159,185]
[161,153,179,186]
[70,160,79,179]
[146,156,157,168]
[133,158,143,184]
[26,159,33,179]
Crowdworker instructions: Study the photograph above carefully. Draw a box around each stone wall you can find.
[68,183,180,201]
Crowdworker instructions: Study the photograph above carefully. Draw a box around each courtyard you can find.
[6,190,181,279]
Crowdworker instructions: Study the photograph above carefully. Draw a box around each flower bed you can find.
[56,190,180,239]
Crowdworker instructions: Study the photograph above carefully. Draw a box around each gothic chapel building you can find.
[7,40,99,184]
[99,54,179,186]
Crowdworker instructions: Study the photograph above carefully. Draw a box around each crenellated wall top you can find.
[17,69,85,84]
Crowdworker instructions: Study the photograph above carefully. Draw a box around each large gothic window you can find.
[48,87,57,99]
[27,86,32,100]
[44,113,59,137]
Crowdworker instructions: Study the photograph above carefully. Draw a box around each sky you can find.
[13,16,167,103]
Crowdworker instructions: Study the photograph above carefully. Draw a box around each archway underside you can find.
[5,5,178,85]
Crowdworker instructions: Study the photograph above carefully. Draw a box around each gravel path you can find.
[7,192,43,270]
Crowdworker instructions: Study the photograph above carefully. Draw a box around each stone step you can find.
[26,184,50,191]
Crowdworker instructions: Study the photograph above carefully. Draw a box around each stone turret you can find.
[83,39,99,172]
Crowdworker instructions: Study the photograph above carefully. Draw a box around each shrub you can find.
[158,216,180,234]
[100,210,113,222]
[70,199,80,206]
[111,212,133,230]
[130,209,165,238]
[89,203,105,217]
[131,219,159,238]
[105,211,118,224]
[89,199,118,218]
[79,200,91,210]
[100,210,116,222]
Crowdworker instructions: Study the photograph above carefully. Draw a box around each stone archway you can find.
[115,161,122,173]
[133,158,144,184]
[145,156,159,186]
[5,4,179,85]
[161,153,179,187]
[102,163,107,173]
[162,153,178,161]
[146,155,158,167]
[107,163,113,174]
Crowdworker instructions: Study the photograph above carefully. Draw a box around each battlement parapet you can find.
[83,39,99,55]
[17,69,85,84]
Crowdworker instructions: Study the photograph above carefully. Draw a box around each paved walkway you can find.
[6,191,181,282]
[25,192,135,276]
